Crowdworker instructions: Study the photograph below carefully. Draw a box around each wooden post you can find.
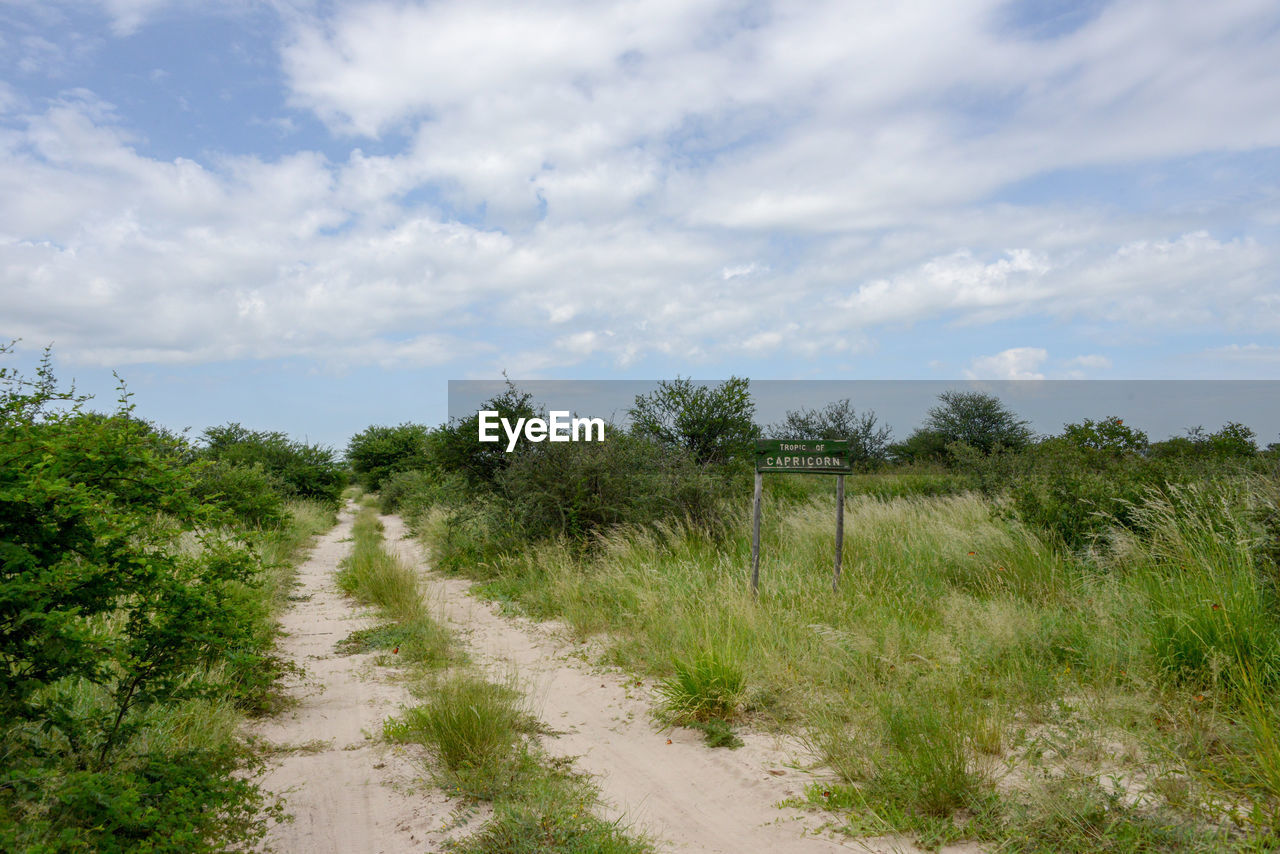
[750,471,763,595]
[832,474,845,591]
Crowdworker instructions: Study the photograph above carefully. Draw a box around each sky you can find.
[2,0,1279,449]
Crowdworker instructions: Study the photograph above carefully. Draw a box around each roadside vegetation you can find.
[338,493,651,852]
[353,378,1280,851]
[0,345,342,852]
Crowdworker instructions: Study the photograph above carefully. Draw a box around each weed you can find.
[655,650,745,725]
[385,672,536,799]
[688,718,744,749]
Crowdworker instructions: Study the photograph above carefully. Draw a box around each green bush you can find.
[0,347,281,849]
[190,460,287,527]
[201,422,345,505]
[499,432,728,541]
[628,376,759,465]
[0,744,281,854]
[655,650,745,725]
[346,422,431,490]
[379,468,468,518]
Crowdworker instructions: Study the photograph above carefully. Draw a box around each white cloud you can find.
[2,1,1279,375]
[1064,354,1112,370]
[1207,344,1280,362]
[965,347,1049,380]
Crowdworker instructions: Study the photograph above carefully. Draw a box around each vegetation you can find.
[345,422,432,491]
[771,398,893,468]
[201,422,346,505]
[0,346,336,852]
[336,504,453,666]
[366,378,1280,851]
[627,376,758,465]
[341,495,651,851]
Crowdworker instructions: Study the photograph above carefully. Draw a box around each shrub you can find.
[498,432,728,541]
[430,382,538,487]
[0,346,279,849]
[628,376,759,465]
[190,459,287,527]
[893,390,1032,463]
[378,468,468,518]
[201,422,345,505]
[346,422,431,490]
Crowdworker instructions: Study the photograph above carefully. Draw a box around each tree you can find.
[346,422,431,490]
[921,389,1032,454]
[1059,416,1148,454]
[771,398,892,466]
[432,380,538,487]
[201,422,345,504]
[0,346,261,764]
[628,376,759,465]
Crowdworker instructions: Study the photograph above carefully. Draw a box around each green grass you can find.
[413,479,1280,850]
[384,672,536,799]
[337,506,453,666]
[655,649,745,725]
[385,673,651,852]
[361,500,652,851]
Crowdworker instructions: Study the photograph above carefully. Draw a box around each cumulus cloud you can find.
[1,0,1279,374]
[965,347,1049,380]
[1064,354,1112,370]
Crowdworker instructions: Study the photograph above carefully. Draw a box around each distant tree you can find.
[346,422,431,490]
[432,380,538,487]
[1151,422,1259,459]
[922,390,1032,454]
[1206,421,1257,457]
[887,428,951,464]
[1059,416,1148,454]
[201,423,344,504]
[628,376,758,465]
[772,399,892,466]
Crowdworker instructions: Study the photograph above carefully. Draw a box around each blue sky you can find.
[2,0,1279,449]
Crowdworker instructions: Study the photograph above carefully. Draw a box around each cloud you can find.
[1,1,1279,376]
[965,347,1048,380]
[1206,344,1280,362]
[1063,354,1112,369]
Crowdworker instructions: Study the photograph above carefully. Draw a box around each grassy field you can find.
[410,474,1280,851]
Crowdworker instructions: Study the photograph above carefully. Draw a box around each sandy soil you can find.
[381,514,982,854]
[250,503,980,853]
[250,505,481,854]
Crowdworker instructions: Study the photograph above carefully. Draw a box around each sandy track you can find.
[251,504,975,854]
[380,514,975,854]
[250,505,469,854]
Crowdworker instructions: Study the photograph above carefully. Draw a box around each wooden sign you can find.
[751,439,849,595]
[755,439,853,474]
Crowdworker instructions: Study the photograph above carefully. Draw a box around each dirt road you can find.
[253,505,975,853]
[250,506,468,853]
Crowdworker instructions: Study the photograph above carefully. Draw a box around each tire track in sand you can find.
[250,504,476,854]
[381,513,980,854]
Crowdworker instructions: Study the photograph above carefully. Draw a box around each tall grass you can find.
[417,479,1280,847]
[1109,481,1280,696]
[337,506,452,665]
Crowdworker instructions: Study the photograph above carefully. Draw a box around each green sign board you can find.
[755,439,852,474]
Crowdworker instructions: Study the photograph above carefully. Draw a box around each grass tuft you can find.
[655,650,745,725]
